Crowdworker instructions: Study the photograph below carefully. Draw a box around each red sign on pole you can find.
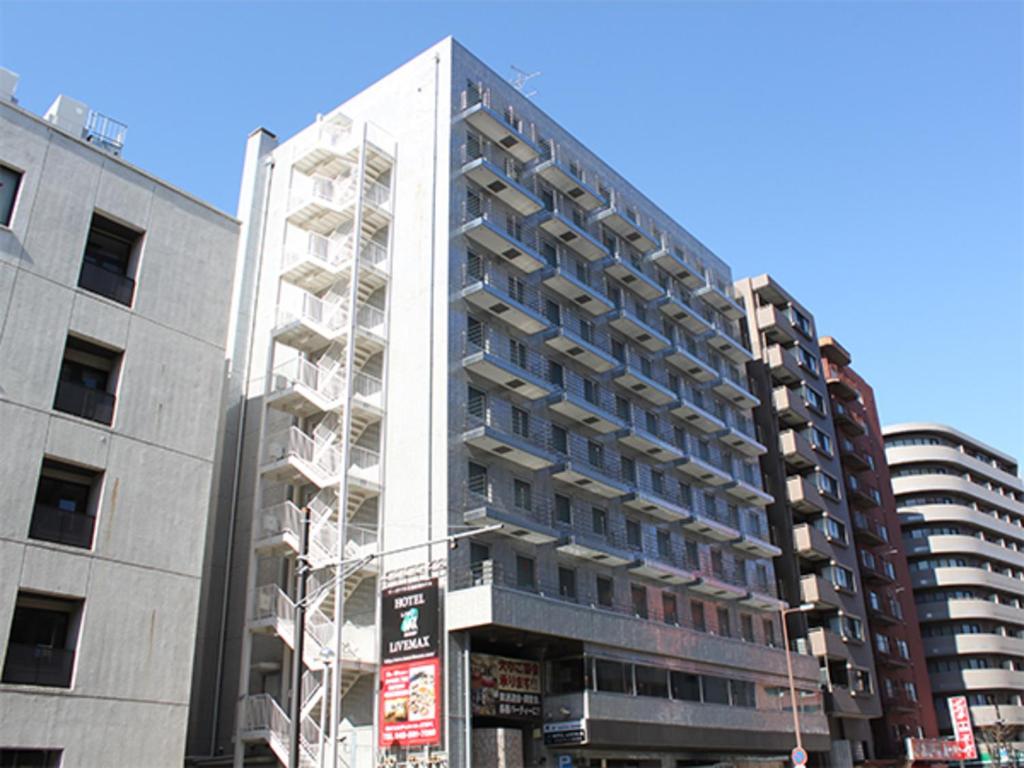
[379,657,441,748]
[947,695,978,761]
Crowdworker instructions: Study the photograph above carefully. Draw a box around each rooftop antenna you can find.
[509,66,541,99]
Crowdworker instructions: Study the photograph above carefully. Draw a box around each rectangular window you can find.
[591,507,607,537]
[662,592,678,625]
[515,555,535,591]
[467,386,486,418]
[716,607,731,637]
[635,665,669,698]
[626,519,642,550]
[685,540,699,570]
[554,494,571,526]
[513,479,532,512]
[812,427,833,455]
[596,576,614,608]
[511,406,529,438]
[508,338,527,369]
[630,584,648,619]
[670,670,701,701]
[53,336,121,426]
[615,395,631,421]
[730,679,756,708]
[740,614,755,642]
[551,425,567,454]
[547,360,564,387]
[29,459,101,550]
[0,750,63,768]
[763,618,777,647]
[691,601,706,632]
[558,567,577,600]
[651,470,664,495]
[620,456,636,484]
[816,471,840,499]
[587,440,603,468]
[2,592,82,688]
[804,386,826,415]
[467,462,488,496]
[78,212,142,306]
[594,659,630,694]
[549,657,584,695]
[544,297,561,324]
[0,163,23,227]
[657,530,671,559]
[702,675,730,705]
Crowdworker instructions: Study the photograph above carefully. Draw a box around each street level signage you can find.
[948,695,978,761]
[543,720,587,746]
[791,747,808,766]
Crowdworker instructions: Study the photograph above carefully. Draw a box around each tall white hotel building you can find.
[188,38,834,768]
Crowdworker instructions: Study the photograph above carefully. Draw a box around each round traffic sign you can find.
[791,747,808,766]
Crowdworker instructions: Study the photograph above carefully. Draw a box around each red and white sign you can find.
[947,695,977,761]
[905,737,964,762]
[379,657,441,748]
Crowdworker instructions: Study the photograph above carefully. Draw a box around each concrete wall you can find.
[0,100,238,766]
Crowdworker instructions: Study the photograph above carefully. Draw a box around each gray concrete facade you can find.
[0,92,239,767]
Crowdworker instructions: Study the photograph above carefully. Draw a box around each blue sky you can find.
[2,1,1021,460]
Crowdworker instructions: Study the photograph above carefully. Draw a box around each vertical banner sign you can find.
[948,695,978,761]
[379,578,441,748]
[470,653,541,719]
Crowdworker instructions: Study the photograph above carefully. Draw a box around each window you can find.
[551,425,567,454]
[702,675,730,705]
[467,462,488,496]
[763,618,777,647]
[583,378,599,405]
[816,516,847,543]
[816,471,840,499]
[554,494,571,526]
[691,601,706,631]
[508,338,527,369]
[615,395,631,421]
[467,386,486,418]
[797,346,819,375]
[668,670,700,701]
[635,665,669,698]
[904,681,918,702]
[790,307,812,336]
[53,336,121,425]
[547,360,563,387]
[843,615,864,641]
[511,406,529,438]
[631,584,648,619]
[591,507,607,537]
[852,668,873,695]
[515,555,535,590]
[825,564,856,592]
[875,634,891,654]
[78,212,142,306]
[804,386,827,415]
[657,530,671,559]
[740,614,755,642]
[29,459,101,549]
[685,540,698,569]
[544,297,561,323]
[651,470,664,495]
[0,163,23,227]
[679,482,693,508]
[662,592,678,625]
[0,750,63,768]
[594,659,630,694]
[812,427,833,456]
[596,576,614,608]
[620,456,636,484]
[730,679,756,708]
[470,542,490,584]
[2,592,81,688]
[896,639,910,659]
[587,440,603,468]
[716,607,731,637]
[626,519,642,550]
[558,567,577,600]
[513,479,532,512]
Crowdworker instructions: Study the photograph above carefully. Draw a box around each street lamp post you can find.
[779,602,816,756]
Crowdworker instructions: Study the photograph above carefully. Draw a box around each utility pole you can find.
[289,506,310,768]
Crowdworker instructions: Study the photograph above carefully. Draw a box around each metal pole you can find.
[290,507,310,768]
[780,605,803,753]
[318,657,329,768]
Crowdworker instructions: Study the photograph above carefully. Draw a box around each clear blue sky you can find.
[2,1,1021,461]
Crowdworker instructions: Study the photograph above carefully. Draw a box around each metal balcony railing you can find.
[461,194,538,251]
[561,368,621,422]
[463,325,547,381]
[620,406,682,449]
[269,358,344,403]
[466,396,555,454]
[559,304,613,351]
[78,260,135,306]
[290,173,357,212]
[348,445,381,486]
[53,380,115,425]
[364,178,392,213]
[463,256,545,315]
[559,431,628,483]
[464,477,555,529]
[275,289,347,335]
[263,426,342,479]
[459,139,524,182]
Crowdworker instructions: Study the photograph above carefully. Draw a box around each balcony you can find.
[628,556,699,586]
[859,555,895,585]
[772,386,812,428]
[704,322,753,364]
[724,478,773,507]
[826,373,858,402]
[808,627,847,659]
[280,232,388,294]
[846,476,881,509]
[266,358,343,417]
[733,517,780,558]
[589,194,658,252]
[548,372,625,435]
[286,173,358,235]
[756,304,797,346]
[543,314,618,374]
[458,141,543,215]
[793,523,831,561]
[53,381,115,426]
[612,361,676,406]
[656,284,712,334]
[710,371,759,409]
[695,280,745,321]
[602,252,663,301]
[457,195,545,273]
[556,532,634,567]
[1,644,75,688]
[238,693,320,768]
[851,512,885,545]
[261,427,341,489]
[663,340,718,383]
[462,484,559,545]
[540,249,614,316]
[689,563,748,600]
[463,399,559,470]
[456,98,541,163]
[616,414,685,464]
[839,438,872,471]
[607,306,671,353]
[621,489,691,523]
[460,260,549,334]
[272,289,346,352]
[291,116,358,177]
[647,244,705,289]
[800,574,841,610]
[531,144,606,210]
[551,435,631,498]
[786,474,825,515]
[766,344,803,386]
[675,454,732,487]
[832,401,867,436]
[719,424,766,457]
[28,505,96,550]
[462,326,553,400]
[669,392,726,434]
[537,206,609,262]
[780,429,816,470]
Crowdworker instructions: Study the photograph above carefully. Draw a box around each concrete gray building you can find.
[191,38,830,768]
[0,73,239,767]
[735,275,882,766]
[884,423,1024,752]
